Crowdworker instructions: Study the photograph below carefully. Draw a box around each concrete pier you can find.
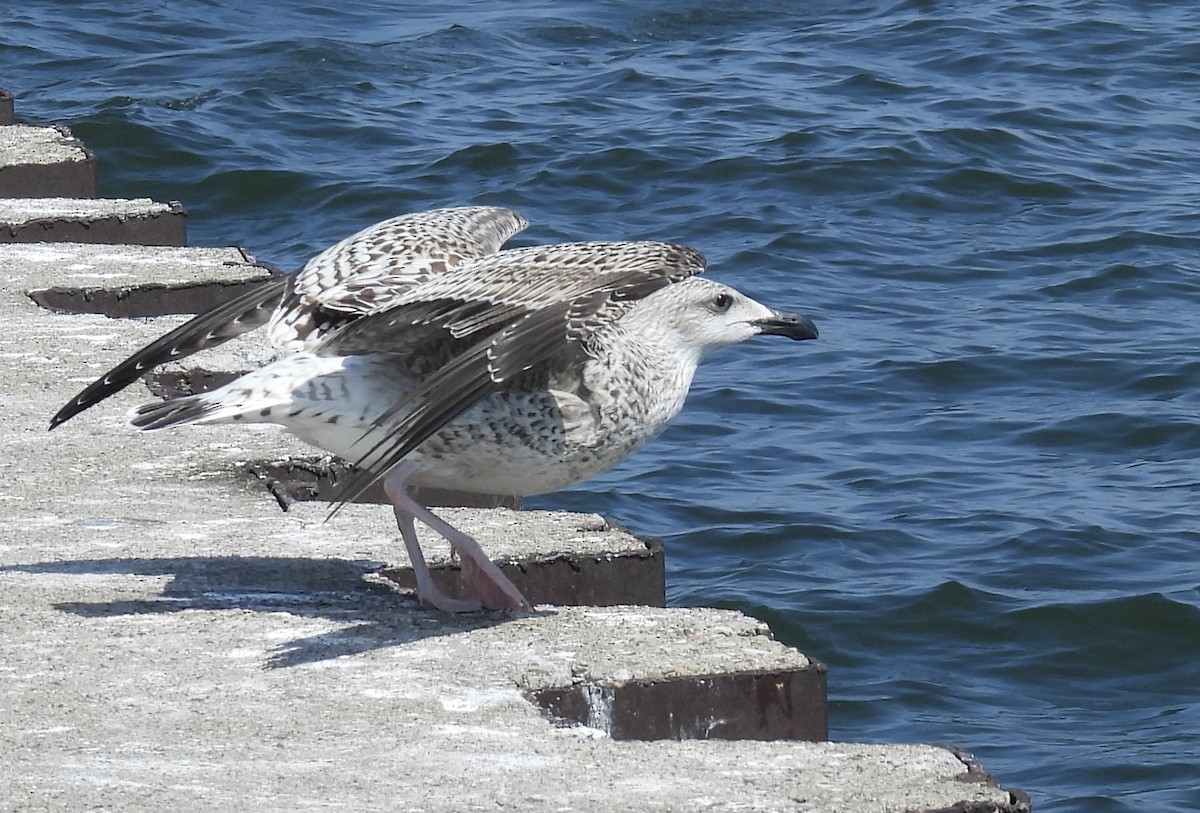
[0,88,1030,811]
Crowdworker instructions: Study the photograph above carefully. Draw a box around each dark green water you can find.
[5,2,1200,809]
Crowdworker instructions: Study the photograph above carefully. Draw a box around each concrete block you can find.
[0,123,98,197]
[531,645,827,740]
[499,605,826,741]
[377,509,666,607]
[0,196,187,245]
[11,242,275,316]
[235,455,685,605]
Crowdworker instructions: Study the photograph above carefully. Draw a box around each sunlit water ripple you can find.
[5,1,1199,809]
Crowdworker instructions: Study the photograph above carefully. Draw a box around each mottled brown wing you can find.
[268,206,529,349]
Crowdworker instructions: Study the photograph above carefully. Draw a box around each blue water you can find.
[5,1,1200,809]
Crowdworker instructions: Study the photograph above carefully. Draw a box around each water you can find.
[5,1,1200,808]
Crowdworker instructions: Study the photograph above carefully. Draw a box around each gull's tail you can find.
[128,393,222,431]
[128,351,350,434]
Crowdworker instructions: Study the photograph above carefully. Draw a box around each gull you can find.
[53,208,819,612]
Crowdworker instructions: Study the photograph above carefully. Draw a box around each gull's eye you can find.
[712,292,734,312]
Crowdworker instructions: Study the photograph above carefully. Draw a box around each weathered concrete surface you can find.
[0,124,97,197]
[0,242,1028,811]
[0,196,187,245]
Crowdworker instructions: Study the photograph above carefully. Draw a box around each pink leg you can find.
[392,504,485,613]
[383,465,531,612]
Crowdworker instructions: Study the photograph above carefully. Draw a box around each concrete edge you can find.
[918,746,1034,813]
[0,87,13,125]
[0,123,98,197]
[529,659,828,741]
[379,535,667,608]
[0,198,188,245]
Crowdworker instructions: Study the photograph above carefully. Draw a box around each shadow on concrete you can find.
[2,555,524,669]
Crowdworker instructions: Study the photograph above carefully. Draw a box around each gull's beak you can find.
[753,309,818,341]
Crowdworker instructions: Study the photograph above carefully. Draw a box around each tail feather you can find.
[128,394,223,430]
[50,274,288,430]
[128,352,347,433]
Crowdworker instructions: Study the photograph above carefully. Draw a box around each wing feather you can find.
[49,274,288,429]
[269,206,529,348]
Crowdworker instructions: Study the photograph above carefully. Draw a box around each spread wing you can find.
[320,240,707,510]
[268,206,529,348]
[49,206,528,429]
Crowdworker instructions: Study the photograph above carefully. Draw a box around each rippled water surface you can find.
[5,2,1200,809]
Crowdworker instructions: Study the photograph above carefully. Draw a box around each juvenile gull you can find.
[52,207,818,612]
[49,206,528,428]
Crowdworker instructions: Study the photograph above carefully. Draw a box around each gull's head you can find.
[632,277,818,357]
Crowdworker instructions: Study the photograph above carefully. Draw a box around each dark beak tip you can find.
[758,312,818,341]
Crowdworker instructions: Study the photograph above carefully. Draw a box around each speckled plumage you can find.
[266,206,529,350]
[129,239,724,499]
